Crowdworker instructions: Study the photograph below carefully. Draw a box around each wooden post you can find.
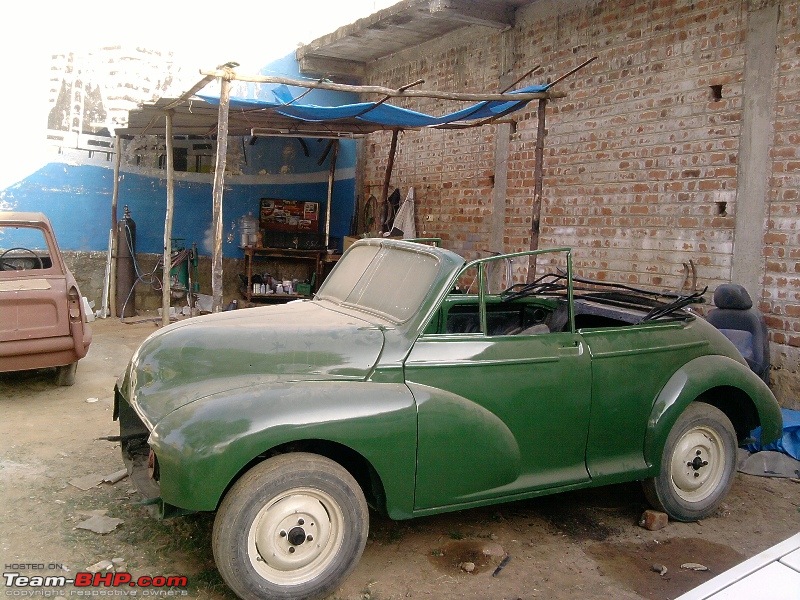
[162,110,175,327]
[325,140,339,249]
[109,135,121,318]
[211,75,232,312]
[381,129,399,233]
[527,98,547,281]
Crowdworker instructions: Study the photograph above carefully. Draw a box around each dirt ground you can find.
[1,316,799,600]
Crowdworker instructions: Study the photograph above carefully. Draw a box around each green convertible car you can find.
[113,239,782,600]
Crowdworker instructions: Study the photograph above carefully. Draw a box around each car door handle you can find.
[558,341,583,356]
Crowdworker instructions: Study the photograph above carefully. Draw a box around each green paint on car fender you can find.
[150,380,418,516]
[645,354,783,469]
[409,382,521,508]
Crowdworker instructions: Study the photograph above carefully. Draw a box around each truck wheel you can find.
[55,362,77,386]
[213,453,369,600]
[643,402,737,522]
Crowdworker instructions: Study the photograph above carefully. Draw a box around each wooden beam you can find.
[162,110,175,327]
[324,141,339,249]
[211,75,232,313]
[109,135,121,319]
[429,0,514,30]
[527,98,547,281]
[381,129,400,233]
[200,69,561,102]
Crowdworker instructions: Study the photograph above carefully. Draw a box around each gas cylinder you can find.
[239,212,259,247]
[115,206,137,317]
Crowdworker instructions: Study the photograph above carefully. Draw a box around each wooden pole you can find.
[324,140,339,249]
[211,74,232,312]
[162,110,175,327]
[381,129,399,233]
[527,98,547,281]
[109,135,121,318]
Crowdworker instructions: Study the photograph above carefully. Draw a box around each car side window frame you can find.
[421,248,576,337]
[0,224,59,274]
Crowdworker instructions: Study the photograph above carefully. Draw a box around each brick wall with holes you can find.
[762,0,800,402]
[361,0,800,406]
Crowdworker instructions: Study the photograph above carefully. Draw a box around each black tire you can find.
[643,402,737,522]
[55,362,77,386]
[212,453,369,600]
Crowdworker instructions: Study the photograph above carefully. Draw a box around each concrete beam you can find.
[297,54,366,82]
[429,0,515,30]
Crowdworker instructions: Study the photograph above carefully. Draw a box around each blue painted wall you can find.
[1,159,356,257]
[0,51,358,257]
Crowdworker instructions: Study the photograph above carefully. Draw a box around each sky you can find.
[0,0,399,189]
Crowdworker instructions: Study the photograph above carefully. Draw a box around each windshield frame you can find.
[316,240,448,325]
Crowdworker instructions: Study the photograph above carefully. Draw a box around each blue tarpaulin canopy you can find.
[195,83,548,132]
[118,79,556,139]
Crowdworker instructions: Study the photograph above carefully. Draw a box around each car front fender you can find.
[149,380,417,518]
[644,354,783,470]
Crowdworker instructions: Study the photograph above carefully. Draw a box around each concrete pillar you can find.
[731,2,779,300]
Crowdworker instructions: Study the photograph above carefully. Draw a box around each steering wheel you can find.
[0,247,44,271]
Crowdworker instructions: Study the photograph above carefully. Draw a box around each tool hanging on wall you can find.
[681,259,698,293]
[382,188,401,233]
[363,194,378,235]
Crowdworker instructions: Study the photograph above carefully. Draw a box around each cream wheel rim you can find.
[247,488,344,585]
[669,425,726,503]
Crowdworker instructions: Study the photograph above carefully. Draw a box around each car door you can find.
[0,223,69,345]
[579,319,711,481]
[406,315,592,510]
[404,253,592,512]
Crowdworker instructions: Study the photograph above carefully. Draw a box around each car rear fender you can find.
[644,354,783,471]
[149,380,418,518]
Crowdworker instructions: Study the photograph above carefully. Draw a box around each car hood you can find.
[124,301,385,426]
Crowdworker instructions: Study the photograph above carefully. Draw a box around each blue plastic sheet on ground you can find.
[746,408,800,460]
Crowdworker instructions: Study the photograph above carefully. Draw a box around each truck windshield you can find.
[317,243,441,322]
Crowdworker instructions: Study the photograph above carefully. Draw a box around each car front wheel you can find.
[643,402,737,522]
[212,453,369,600]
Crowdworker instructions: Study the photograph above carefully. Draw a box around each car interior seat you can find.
[544,301,570,333]
[705,283,770,383]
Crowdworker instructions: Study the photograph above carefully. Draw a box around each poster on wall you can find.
[260,198,320,233]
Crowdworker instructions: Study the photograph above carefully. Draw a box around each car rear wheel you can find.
[212,453,369,600]
[55,362,77,386]
[643,402,737,522]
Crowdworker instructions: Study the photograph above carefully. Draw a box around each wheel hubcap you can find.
[247,488,344,585]
[670,425,726,503]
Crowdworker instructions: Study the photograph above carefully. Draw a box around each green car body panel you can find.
[114,239,783,520]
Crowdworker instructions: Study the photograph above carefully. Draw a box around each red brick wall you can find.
[763,0,800,391]
[362,0,800,404]
[361,36,503,255]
